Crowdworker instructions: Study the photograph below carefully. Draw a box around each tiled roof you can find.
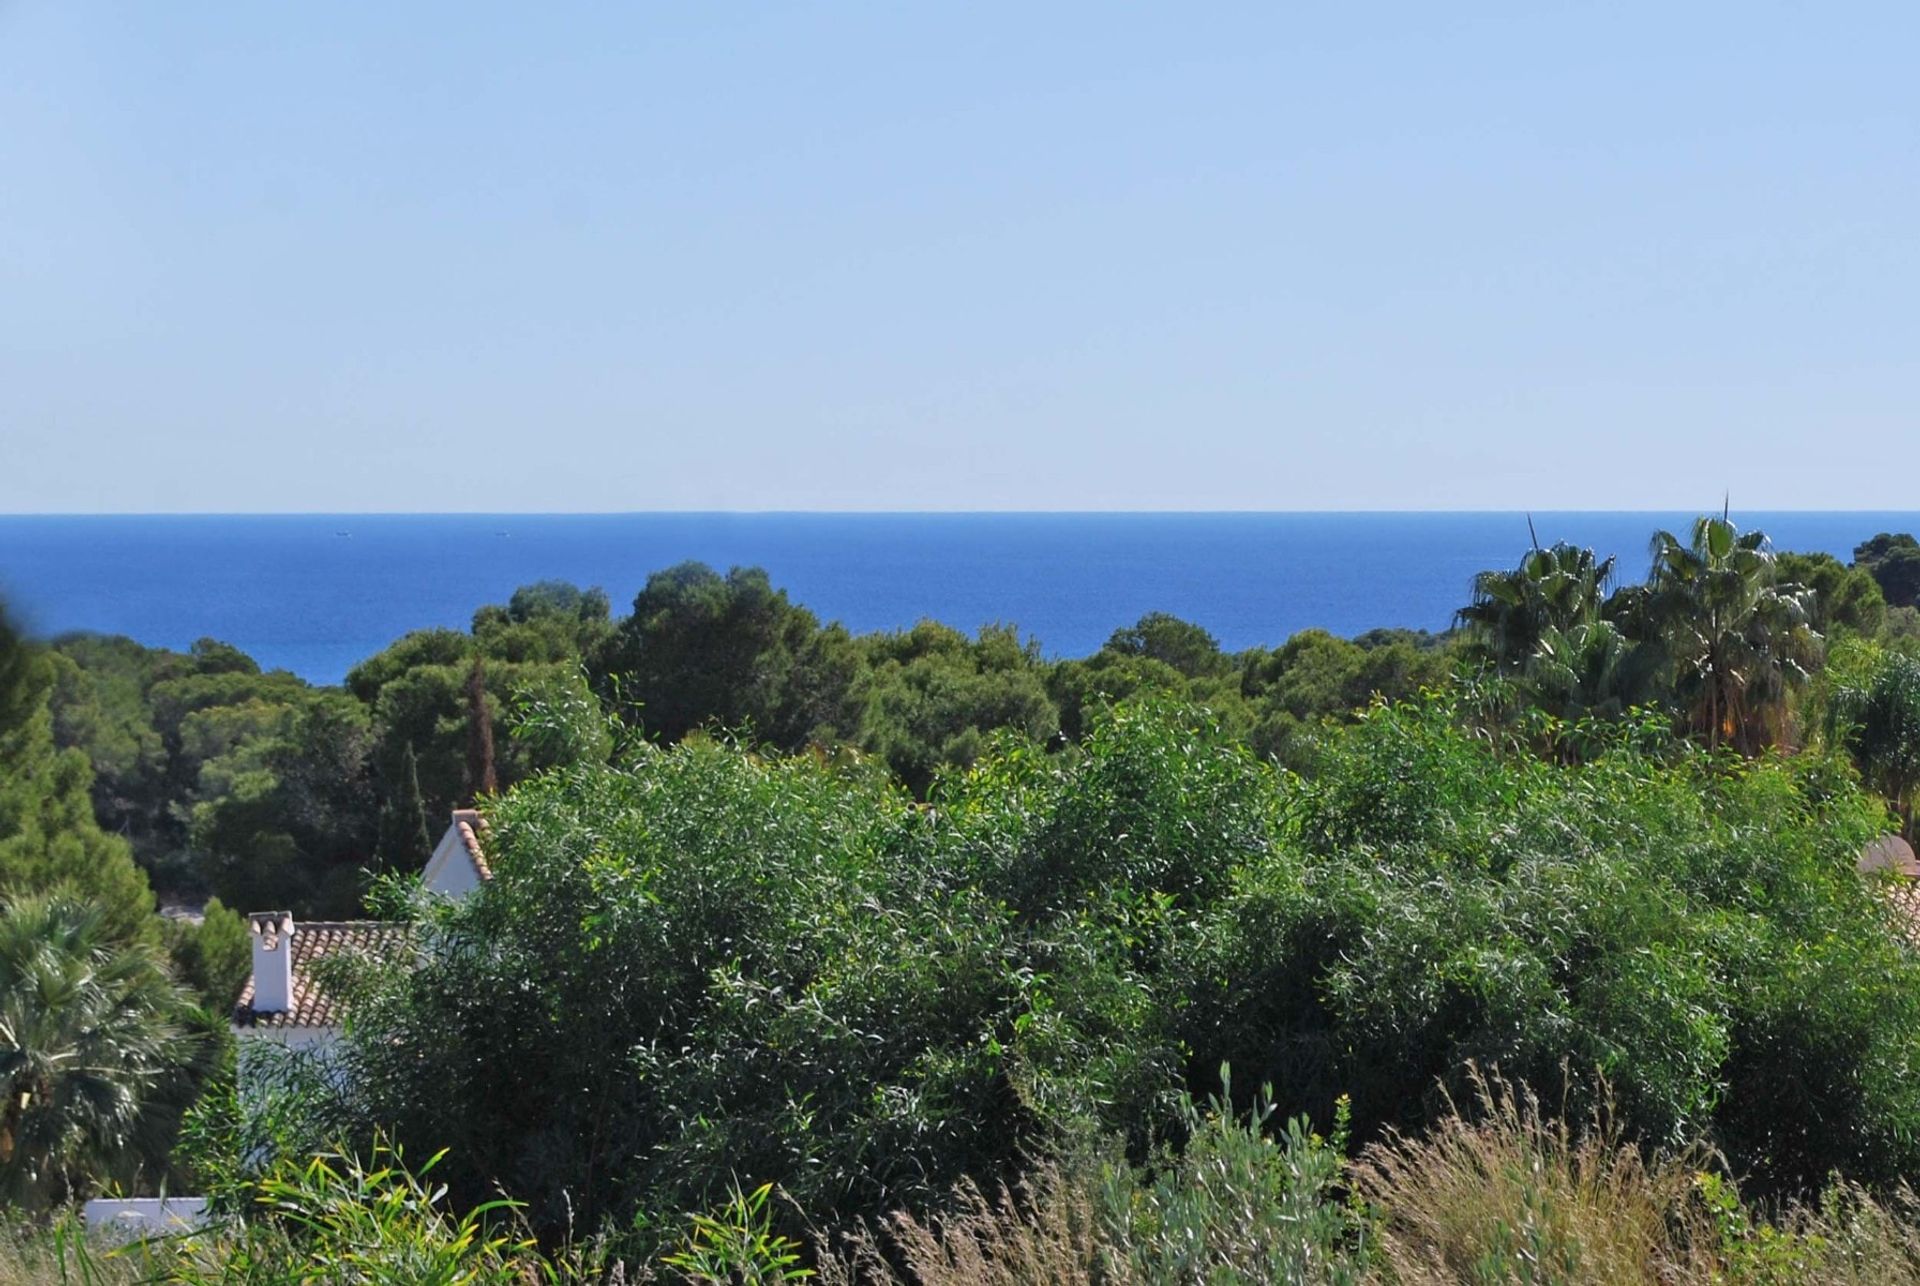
[1886,881,1920,945]
[232,921,409,1030]
[452,808,493,881]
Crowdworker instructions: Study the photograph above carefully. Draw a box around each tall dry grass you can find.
[1349,1065,1716,1284]
[819,1066,1920,1286]
[822,1166,1100,1286]
[0,1221,148,1286]
[1351,1064,1920,1286]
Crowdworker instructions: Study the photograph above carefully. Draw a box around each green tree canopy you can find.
[1828,646,1920,837]
[332,698,1920,1251]
[1777,550,1887,638]
[592,563,862,750]
[0,894,196,1208]
[1854,533,1920,610]
[1103,612,1233,678]
[855,621,1059,793]
[375,741,433,872]
[0,610,159,943]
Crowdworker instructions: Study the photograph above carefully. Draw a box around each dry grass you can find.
[24,1070,1920,1285]
[1757,1182,1920,1286]
[820,1164,1100,1286]
[0,1222,150,1286]
[1349,1065,1716,1285]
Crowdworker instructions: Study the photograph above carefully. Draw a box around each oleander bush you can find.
[301,693,1920,1262]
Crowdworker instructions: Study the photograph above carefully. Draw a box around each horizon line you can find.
[7,507,1920,519]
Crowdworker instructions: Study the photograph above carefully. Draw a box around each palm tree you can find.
[0,894,194,1207]
[1644,515,1818,754]
[1456,541,1617,672]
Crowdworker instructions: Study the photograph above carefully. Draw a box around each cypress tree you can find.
[464,658,498,803]
[377,741,433,871]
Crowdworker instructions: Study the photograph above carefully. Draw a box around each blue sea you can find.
[0,513,1912,686]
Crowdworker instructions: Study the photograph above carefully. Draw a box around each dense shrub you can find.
[1197,698,1920,1192]
[325,694,1920,1255]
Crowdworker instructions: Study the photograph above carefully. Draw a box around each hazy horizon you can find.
[7,508,1920,519]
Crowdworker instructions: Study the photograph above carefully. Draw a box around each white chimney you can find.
[248,912,296,1013]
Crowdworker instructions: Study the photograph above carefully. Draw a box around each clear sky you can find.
[2,4,1914,513]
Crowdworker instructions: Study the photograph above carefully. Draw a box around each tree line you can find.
[42,523,1920,925]
[44,568,1454,918]
[11,516,1920,1238]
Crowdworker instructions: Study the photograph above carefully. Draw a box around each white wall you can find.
[83,1197,208,1241]
[422,821,485,897]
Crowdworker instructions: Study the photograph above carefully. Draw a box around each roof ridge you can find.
[285,918,408,928]
[454,813,493,881]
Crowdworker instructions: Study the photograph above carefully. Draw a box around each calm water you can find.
[0,513,1911,686]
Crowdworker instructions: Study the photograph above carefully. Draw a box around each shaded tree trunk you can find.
[465,659,498,804]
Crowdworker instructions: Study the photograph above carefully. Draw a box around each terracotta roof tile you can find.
[452,808,492,881]
[232,921,409,1030]
[1885,881,1920,945]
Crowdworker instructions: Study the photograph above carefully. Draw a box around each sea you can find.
[0,513,1912,687]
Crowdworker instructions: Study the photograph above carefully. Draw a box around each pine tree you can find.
[377,741,433,872]
[0,602,158,944]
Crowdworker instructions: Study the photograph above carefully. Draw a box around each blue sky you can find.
[2,4,1914,512]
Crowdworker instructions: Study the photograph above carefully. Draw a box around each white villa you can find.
[88,810,492,1236]
[228,809,490,1048]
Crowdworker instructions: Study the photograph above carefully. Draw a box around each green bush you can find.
[329,694,1920,1255]
[1194,695,1920,1192]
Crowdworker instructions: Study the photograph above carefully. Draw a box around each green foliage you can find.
[1205,694,1918,1193]
[1825,640,1920,834]
[504,664,616,769]
[663,1182,816,1284]
[1239,628,1453,766]
[165,1140,542,1283]
[593,563,863,750]
[345,741,1021,1240]
[1457,518,1833,759]
[375,741,434,872]
[177,1042,365,1217]
[163,899,251,1012]
[345,583,642,829]
[1096,1074,1368,1284]
[0,628,158,945]
[1777,551,1887,639]
[1453,541,1664,750]
[1456,541,1617,672]
[0,894,196,1208]
[327,690,1920,1258]
[44,630,352,902]
[189,694,378,916]
[0,605,43,743]
[1051,616,1445,768]
[837,1080,1366,1284]
[856,622,1059,793]
[1104,612,1233,679]
[1855,532,1920,611]
[1645,516,1819,753]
